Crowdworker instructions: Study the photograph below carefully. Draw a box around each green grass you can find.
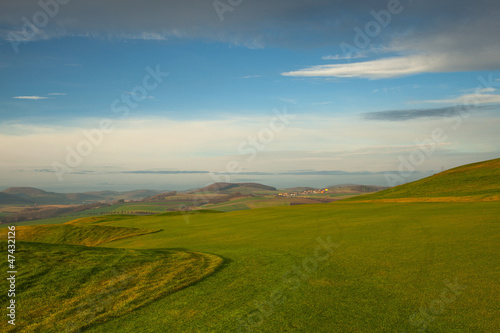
[0,241,222,333]
[350,158,500,201]
[0,216,78,228]
[74,201,498,332]
[204,202,251,212]
[201,196,315,212]
[2,159,499,332]
[3,202,499,332]
[0,222,161,247]
[110,202,193,213]
[245,199,290,209]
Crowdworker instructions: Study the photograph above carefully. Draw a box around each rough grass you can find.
[0,223,161,247]
[349,158,500,202]
[0,241,222,333]
[0,216,80,228]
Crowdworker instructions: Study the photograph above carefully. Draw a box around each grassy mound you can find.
[348,158,500,202]
[0,223,161,247]
[0,241,223,333]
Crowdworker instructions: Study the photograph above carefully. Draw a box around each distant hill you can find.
[2,187,101,205]
[0,192,33,204]
[84,189,164,201]
[142,191,178,202]
[189,182,277,194]
[279,187,317,192]
[3,187,47,196]
[326,185,389,193]
[348,158,500,202]
[1,187,167,205]
[327,183,360,188]
[121,190,165,200]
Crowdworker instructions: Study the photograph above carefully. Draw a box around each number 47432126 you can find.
[8,226,15,256]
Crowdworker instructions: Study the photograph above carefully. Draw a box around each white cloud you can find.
[282,54,449,79]
[48,93,67,96]
[13,96,48,100]
[283,14,500,80]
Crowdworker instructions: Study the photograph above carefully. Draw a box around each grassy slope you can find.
[3,159,499,332]
[349,158,500,202]
[0,242,222,333]
[0,216,80,228]
[1,223,161,247]
[86,201,499,332]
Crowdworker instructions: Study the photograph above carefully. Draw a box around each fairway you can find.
[23,200,497,332]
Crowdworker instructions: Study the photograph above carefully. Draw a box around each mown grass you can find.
[83,201,499,332]
[0,241,222,333]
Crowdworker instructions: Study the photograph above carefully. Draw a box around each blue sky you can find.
[1,0,499,191]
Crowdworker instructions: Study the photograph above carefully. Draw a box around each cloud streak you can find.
[282,50,500,79]
[363,104,500,121]
[13,96,48,100]
[421,93,500,105]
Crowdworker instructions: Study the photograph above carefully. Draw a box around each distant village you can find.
[277,189,329,197]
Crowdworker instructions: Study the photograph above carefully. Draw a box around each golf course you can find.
[1,158,499,332]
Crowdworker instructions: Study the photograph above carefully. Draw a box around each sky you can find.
[0,0,499,192]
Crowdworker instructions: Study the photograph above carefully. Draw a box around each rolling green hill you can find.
[348,158,500,202]
[0,192,32,204]
[2,187,101,205]
[1,159,499,332]
[189,182,277,194]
